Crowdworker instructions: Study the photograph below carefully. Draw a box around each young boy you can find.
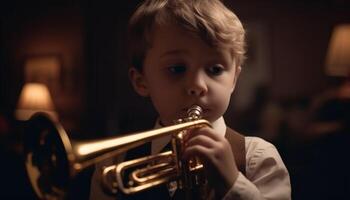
[90,0,291,199]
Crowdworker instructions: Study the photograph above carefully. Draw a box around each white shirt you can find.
[90,117,291,200]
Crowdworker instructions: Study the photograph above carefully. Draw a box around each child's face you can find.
[130,24,241,126]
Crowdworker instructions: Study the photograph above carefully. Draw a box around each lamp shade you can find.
[325,24,350,77]
[16,83,57,120]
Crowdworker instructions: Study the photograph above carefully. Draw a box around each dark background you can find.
[1,0,350,199]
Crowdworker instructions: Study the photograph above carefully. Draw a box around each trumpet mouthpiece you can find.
[187,105,203,119]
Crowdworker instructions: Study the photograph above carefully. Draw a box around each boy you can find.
[90,0,291,199]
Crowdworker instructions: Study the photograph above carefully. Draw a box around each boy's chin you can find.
[204,114,222,124]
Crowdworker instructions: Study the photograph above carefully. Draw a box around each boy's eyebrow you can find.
[160,49,188,58]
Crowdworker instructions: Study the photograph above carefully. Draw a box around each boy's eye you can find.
[168,65,186,74]
[206,65,224,76]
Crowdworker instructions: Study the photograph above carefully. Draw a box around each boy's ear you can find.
[231,66,242,93]
[129,67,149,97]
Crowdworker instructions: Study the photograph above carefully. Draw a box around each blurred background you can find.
[0,0,349,199]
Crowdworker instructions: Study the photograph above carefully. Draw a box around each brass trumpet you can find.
[24,105,211,199]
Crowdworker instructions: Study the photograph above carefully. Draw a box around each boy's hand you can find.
[183,127,239,198]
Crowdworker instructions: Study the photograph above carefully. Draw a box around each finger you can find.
[185,134,216,149]
[182,145,213,161]
[185,127,222,142]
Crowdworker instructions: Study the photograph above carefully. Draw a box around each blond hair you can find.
[127,0,246,71]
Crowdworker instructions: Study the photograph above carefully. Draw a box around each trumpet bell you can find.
[24,113,72,199]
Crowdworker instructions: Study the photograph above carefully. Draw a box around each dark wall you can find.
[228,0,350,98]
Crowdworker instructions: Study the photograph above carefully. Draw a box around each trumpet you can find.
[24,105,211,200]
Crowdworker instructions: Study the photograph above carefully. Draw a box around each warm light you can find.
[16,83,57,120]
[24,56,60,83]
[325,24,350,77]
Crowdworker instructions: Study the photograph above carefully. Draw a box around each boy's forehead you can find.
[148,24,233,62]
[151,24,193,45]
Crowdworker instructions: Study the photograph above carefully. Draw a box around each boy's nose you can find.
[186,74,208,96]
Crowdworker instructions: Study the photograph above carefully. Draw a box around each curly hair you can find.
[127,0,246,71]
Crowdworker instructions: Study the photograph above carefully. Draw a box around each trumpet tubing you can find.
[24,105,211,199]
